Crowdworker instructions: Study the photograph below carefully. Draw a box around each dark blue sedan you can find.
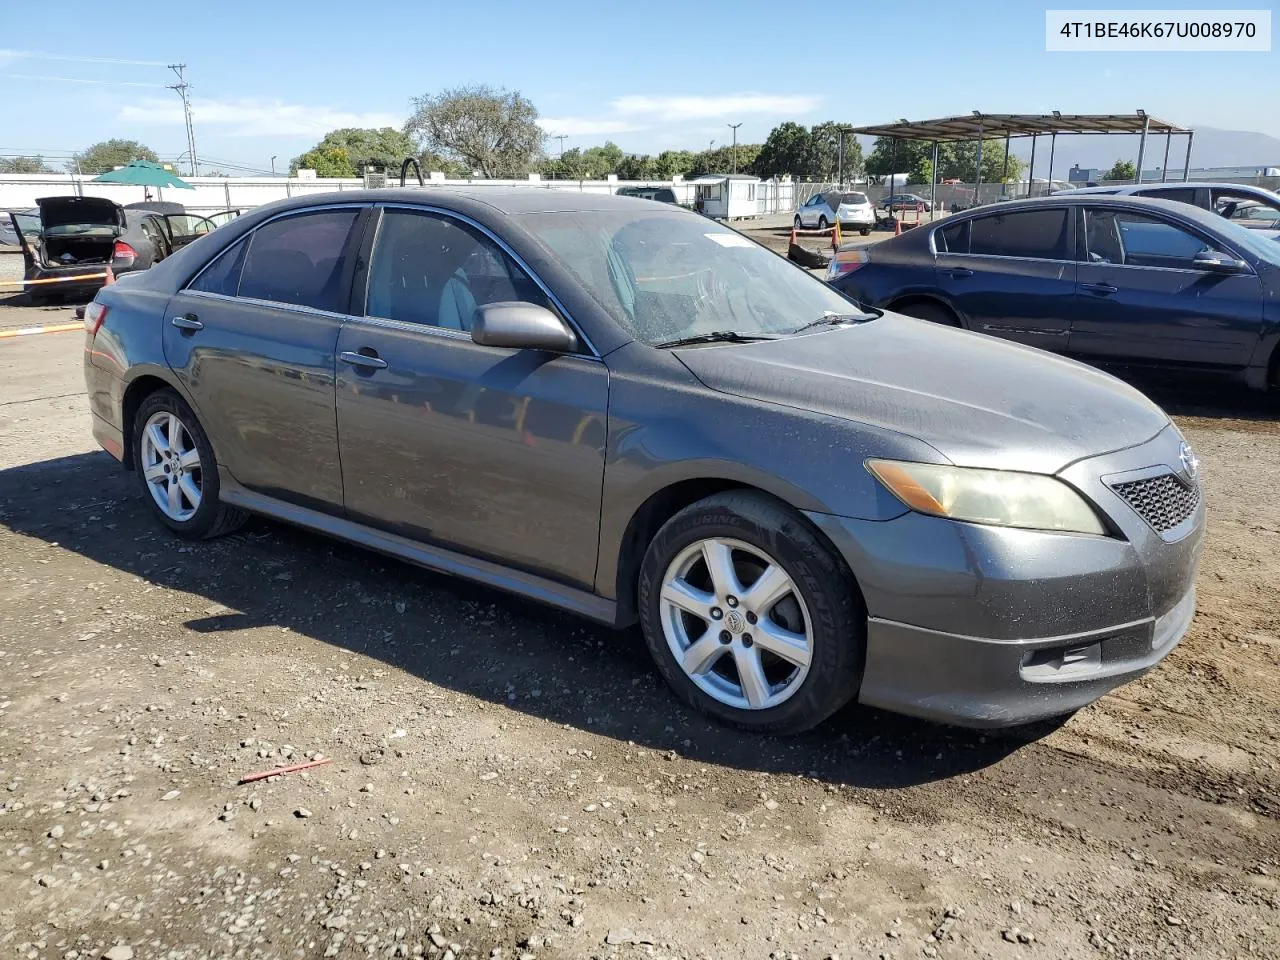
[828,196,1280,391]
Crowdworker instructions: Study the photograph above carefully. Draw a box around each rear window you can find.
[188,237,249,296]
[840,193,869,205]
[969,209,1070,259]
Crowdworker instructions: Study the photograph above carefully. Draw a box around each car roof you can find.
[932,193,1247,233]
[248,186,675,218]
[1058,181,1278,195]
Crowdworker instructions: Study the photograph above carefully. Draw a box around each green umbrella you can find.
[92,160,195,190]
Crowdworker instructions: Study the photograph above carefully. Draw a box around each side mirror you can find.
[1193,250,1249,274]
[471,302,578,353]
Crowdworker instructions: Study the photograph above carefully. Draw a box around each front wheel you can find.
[132,389,246,540]
[793,215,803,230]
[638,491,864,734]
[817,216,828,230]
[859,227,871,236]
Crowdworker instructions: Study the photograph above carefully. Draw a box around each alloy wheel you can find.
[140,410,203,522]
[659,537,813,711]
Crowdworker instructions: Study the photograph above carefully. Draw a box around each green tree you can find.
[654,150,697,179]
[864,138,933,183]
[404,85,543,178]
[752,122,811,179]
[1104,159,1137,181]
[70,139,158,176]
[292,145,356,178]
[290,127,418,176]
[809,122,863,181]
[688,144,762,179]
[0,155,51,173]
[616,153,660,180]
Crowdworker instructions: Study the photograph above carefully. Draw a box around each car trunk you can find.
[35,196,124,269]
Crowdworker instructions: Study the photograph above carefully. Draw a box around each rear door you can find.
[163,214,217,249]
[932,206,1076,351]
[162,205,368,511]
[334,205,608,587]
[1068,205,1263,368]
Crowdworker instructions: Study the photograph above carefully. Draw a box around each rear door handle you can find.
[339,350,388,370]
[948,268,974,278]
[170,314,203,331]
[1082,282,1118,296]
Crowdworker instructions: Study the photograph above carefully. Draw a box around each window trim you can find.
[1077,204,1258,276]
[931,207,1075,264]
[359,202,602,359]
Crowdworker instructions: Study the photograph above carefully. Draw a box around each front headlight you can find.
[866,459,1107,535]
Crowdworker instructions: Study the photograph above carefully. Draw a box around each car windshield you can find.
[520,210,863,344]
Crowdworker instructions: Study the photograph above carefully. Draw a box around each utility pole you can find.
[271,155,277,174]
[167,63,198,177]
[553,135,567,158]
[727,122,742,174]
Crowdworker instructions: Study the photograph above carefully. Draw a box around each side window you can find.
[237,209,360,312]
[188,236,249,296]
[1084,208,1219,268]
[1140,188,1196,205]
[969,209,1069,259]
[938,219,969,254]
[364,210,551,332]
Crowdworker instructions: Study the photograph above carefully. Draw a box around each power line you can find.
[1,51,170,67]
[0,73,166,88]
[167,64,199,177]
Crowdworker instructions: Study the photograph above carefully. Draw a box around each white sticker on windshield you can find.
[704,232,755,248]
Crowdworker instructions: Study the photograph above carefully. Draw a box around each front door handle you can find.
[948,268,974,278]
[339,350,388,370]
[1082,282,1118,296]
[170,314,203,331]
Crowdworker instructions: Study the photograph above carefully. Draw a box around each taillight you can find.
[84,301,108,337]
[111,240,137,266]
[826,250,869,281]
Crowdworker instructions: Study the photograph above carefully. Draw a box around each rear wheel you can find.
[859,227,871,236]
[638,491,864,734]
[894,301,960,327]
[793,215,803,230]
[132,389,246,540]
[817,215,829,230]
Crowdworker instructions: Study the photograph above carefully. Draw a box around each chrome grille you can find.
[1110,473,1200,533]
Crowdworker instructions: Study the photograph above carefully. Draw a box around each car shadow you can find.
[0,450,1056,791]
[1113,372,1280,422]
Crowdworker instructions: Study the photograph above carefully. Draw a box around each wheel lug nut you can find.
[742,634,753,648]
[719,630,731,644]
[726,596,739,608]
[710,607,723,620]
[746,612,758,624]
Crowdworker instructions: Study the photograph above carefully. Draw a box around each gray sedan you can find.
[82,189,1204,733]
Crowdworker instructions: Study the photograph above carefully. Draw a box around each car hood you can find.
[36,196,125,231]
[674,313,1171,475]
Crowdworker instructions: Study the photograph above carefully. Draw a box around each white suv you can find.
[795,191,877,235]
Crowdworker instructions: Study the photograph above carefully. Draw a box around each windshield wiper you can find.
[654,330,783,348]
[790,312,878,334]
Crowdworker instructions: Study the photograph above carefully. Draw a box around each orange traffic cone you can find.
[893,217,902,238]
[790,222,797,245]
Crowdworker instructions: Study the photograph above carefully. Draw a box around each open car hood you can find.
[36,196,125,231]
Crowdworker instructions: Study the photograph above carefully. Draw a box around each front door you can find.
[1068,205,1263,368]
[163,205,367,511]
[334,206,608,588]
[932,206,1077,351]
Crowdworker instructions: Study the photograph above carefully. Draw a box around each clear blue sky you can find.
[1,0,1275,174]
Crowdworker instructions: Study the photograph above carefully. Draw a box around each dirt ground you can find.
[1,275,1278,960]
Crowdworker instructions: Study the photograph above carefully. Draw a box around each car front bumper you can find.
[806,425,1205,727]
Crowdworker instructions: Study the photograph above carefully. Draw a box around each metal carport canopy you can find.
[844,113,1189,141]
[844,113,1196,206]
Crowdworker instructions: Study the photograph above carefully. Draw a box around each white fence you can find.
[0,173,795,219]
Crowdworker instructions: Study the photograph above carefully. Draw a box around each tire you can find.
[817,216,828,230]
[895,301,960,327]
[131,388,247,540]
[637,491,864,734]
[793,215,803,231]
[859,227,871,236]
